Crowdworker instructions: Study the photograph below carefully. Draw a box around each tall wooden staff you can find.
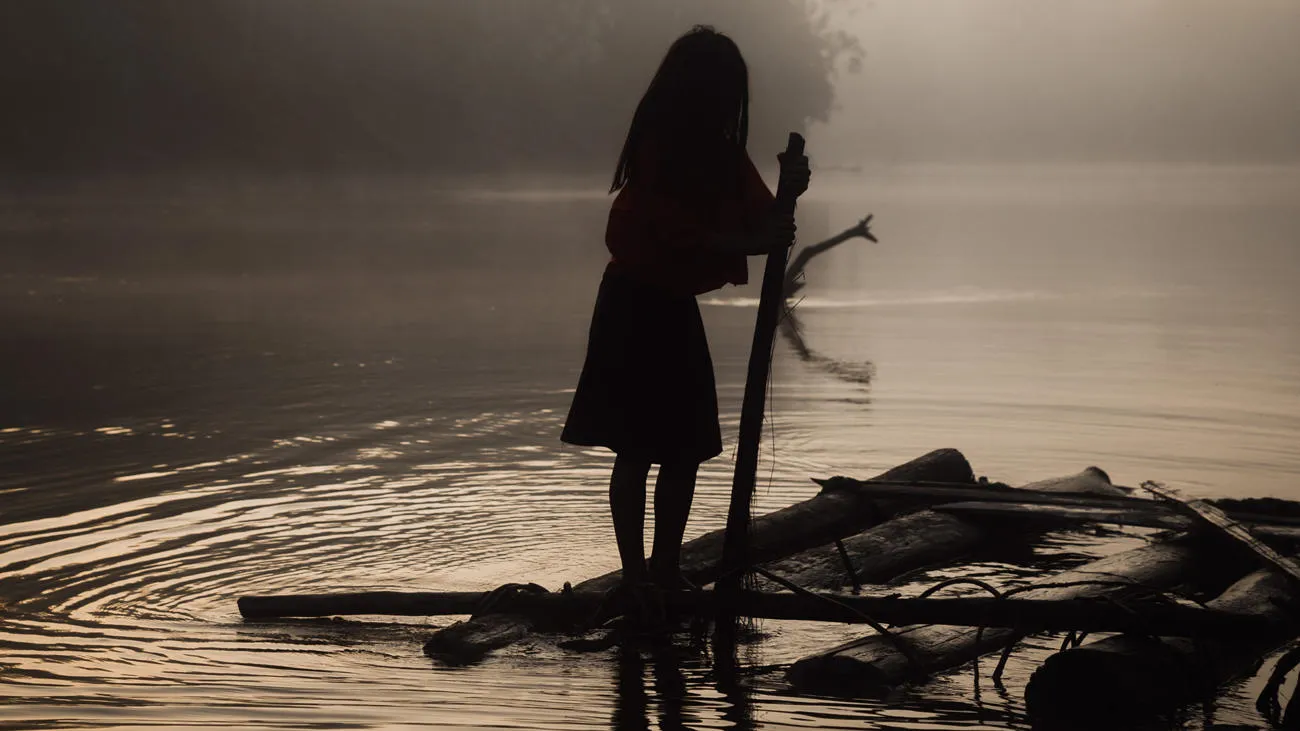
[715,132,807,625]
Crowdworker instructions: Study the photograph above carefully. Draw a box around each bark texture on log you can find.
[933,502,1300,541]
[422,448,974,663]
[785,536,1250,695]
[1024,564,1300,724]
[423,614,534,664]
[759,509,988,591]
[734,591,1280,637]
[763,467,1127,592]
[240,591,484,619]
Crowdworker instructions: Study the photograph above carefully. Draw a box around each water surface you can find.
[2,165,1299,729]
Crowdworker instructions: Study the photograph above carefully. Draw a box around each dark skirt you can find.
[561,268,722,465]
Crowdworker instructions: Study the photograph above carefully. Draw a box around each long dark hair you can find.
[610,26,750,203]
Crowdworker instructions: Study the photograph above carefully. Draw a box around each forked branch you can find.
[783,214,876,299]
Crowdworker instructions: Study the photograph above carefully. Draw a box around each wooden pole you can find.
[716,132,807,624]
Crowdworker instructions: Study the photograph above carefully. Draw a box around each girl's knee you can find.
[612,454,651,481]
[658,461,699,481]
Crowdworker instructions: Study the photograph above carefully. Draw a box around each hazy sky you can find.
[813,0,1300,164]
[2,1,1298,173]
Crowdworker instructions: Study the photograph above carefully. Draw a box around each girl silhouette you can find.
[562,26,811,609]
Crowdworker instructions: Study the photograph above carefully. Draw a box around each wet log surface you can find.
[785,536,1253,695]
[763,467,1126,591]
[420,448,975,662]
[241,590,483,619]
[932,502,1300,541]
[1024,562,1300,724]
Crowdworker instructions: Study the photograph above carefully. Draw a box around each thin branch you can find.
[783,214,876,299]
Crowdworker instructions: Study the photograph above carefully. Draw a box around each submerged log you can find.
[764,467,1126,591]
[1025,562,1300,724]
[785,536,1251,695]
[421,448,975,661]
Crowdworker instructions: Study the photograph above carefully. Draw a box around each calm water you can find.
[2,165,1299,729]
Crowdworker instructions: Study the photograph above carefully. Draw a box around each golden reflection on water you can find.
[0,404,1050,730]
[2,395,1292,730]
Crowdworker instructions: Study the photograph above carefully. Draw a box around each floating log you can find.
[1025,562,1300,724]
[419,448,975,661]
[241,590,483,619]
[736,591,1281,638]
[1142,480,1300,584]
[764,467,1127,591]
[422,611,535,663]
[933,502,1300,542]
[578,447,976,596]
[785,536,1252,695]
[759,509,989,591]
[237,587,1282,639]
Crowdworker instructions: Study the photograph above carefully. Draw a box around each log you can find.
[933,502,1300,542]
[1142,480,1300,584]
[240,590,483,619]
[572,448,974,596]
[421,448,975,662]
[813,473,1141,511]
[785,536,1252,695]
[838,481,1300,533]
[423,613,535,664]
[733,592,1280,638]
[238,587,1283,638]
[764,467,1127,591]
[759,509,989,591]
[1025,563,1300,723]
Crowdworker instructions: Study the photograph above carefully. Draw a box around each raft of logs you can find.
[237,448,1300,722]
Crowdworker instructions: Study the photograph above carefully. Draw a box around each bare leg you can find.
[648,461,698,586]
[609,454,651,583]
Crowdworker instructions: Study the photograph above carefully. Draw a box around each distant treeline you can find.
[0,1,859,175]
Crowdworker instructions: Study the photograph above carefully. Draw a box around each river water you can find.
[2,165,1299,729]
